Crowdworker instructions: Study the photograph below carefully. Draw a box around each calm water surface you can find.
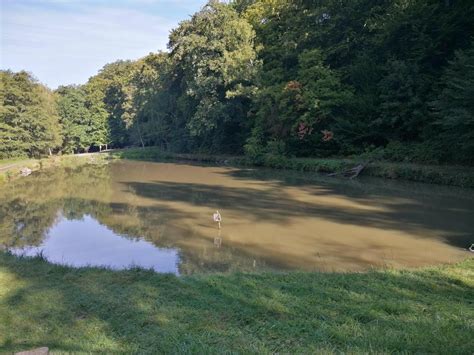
[1,160,473,274]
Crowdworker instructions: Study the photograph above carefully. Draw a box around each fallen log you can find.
[328,163,367,179]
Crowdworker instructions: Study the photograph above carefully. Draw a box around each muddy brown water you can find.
[1,160,472,274]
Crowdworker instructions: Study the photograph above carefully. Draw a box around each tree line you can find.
[1,0,473,164]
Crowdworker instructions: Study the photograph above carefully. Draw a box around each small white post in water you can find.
[213,210,222,229]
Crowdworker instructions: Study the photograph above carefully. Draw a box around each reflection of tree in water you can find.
[0,165,113,248]
[0,164,279,274]
[2,161,474,273]
[91,205,277,274]
[0,198,60,248]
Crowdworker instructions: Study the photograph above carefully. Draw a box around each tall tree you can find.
[56,85,94,153]
[130,52,177,149]
[168,1,260,152]
[431,42,474,164]
[0,70,61,158]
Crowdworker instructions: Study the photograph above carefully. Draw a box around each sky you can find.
[1,0,206,88]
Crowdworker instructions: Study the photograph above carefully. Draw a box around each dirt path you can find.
[0,161,34,172]
[0,150,117,173]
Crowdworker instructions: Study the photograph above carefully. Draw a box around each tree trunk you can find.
[136,123,145,148]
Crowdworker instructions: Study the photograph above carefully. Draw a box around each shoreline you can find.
[1,147,474,188]
[1,150,473,352]
[0,153,110,185]
[112,147,474,188]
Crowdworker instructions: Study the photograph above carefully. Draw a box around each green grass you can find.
[1,253,473,353]
[0,157,32,168]
[113,147,474,188]
[0,154,110,185]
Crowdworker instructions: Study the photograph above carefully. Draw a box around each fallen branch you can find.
[328,163,367,179]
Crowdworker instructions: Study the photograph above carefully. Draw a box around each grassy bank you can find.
[0,154,110,185]
[2,148,473,187]
[113,147,474,188]
[0,157,35,168]
[0,253,472,353]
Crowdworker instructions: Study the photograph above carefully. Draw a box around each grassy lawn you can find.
[0,158,35,169]
[0,253,472,353]
[0,154,109,185]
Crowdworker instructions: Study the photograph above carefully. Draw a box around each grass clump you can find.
[1,253,473,353]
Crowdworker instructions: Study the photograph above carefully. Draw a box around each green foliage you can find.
[131,52,178,149]
[376,60,425,141]
[168,1,260,152]
[0,71,62,158]
[431,42,474,165]
[3,0,474,165]
[56,85,94,153]
[241,0,474,163]
[84,60,135,148]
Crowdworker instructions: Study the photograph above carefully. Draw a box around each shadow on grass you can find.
[1,253,473,353]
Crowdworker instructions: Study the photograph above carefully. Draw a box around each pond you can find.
[1,160,473,274]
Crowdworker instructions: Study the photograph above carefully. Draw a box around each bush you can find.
[356,142,448,165]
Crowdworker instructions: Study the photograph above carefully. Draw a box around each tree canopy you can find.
[1,71,61,158]
[2,0,473,164]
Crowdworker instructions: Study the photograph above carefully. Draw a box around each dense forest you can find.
[1,0,473,164]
